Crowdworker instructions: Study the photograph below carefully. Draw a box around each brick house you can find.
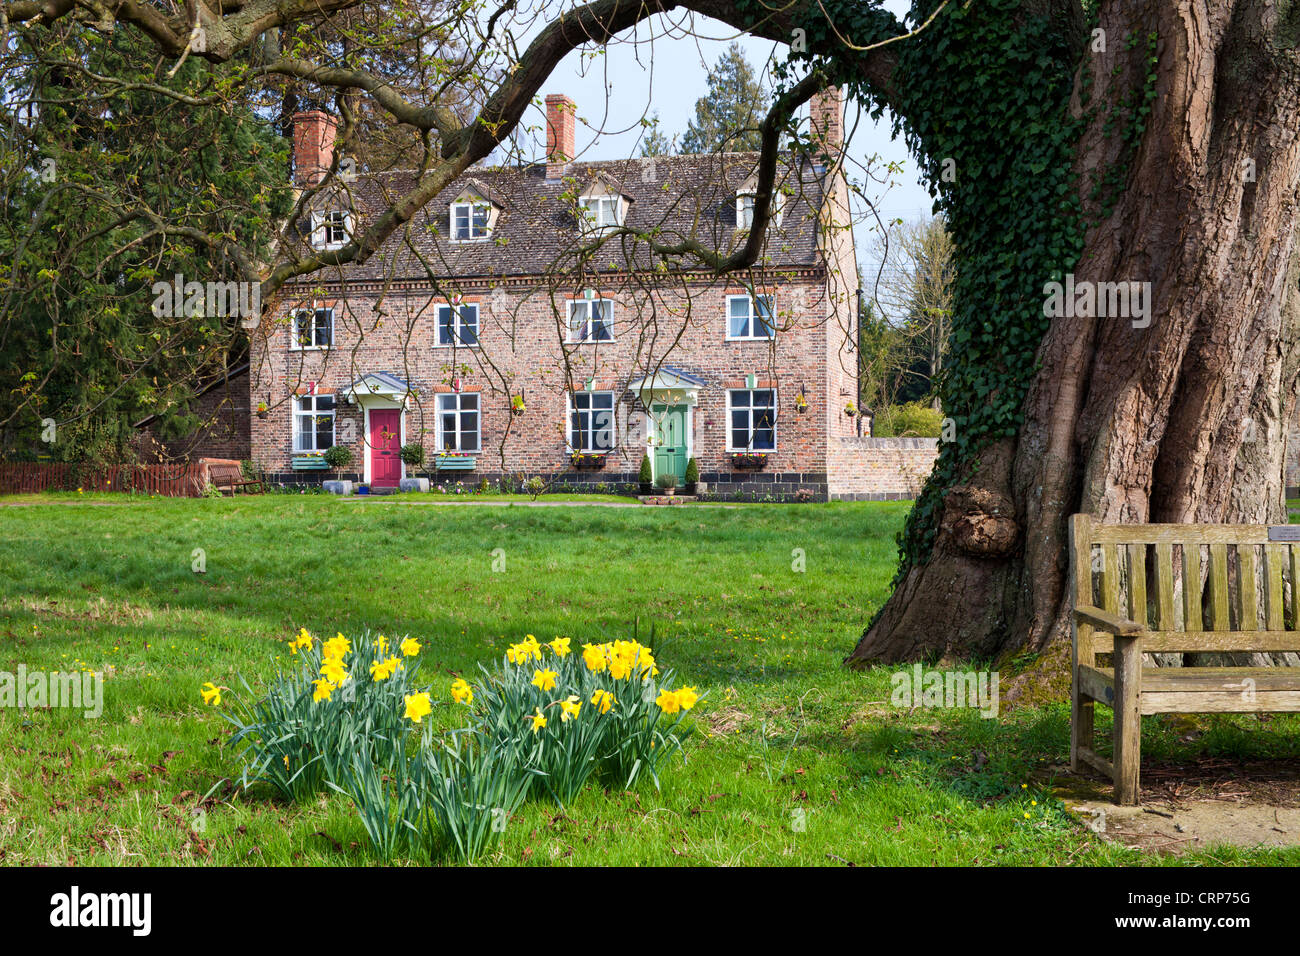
[247,90,932,498]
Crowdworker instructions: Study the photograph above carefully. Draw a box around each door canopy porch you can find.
[342,371,414,407]
[627,366,705,407]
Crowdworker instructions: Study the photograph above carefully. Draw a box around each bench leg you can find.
[1113,636,1141,805]
[1070,688,1093,773]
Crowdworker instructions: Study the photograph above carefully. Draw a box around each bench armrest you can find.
[1074,604,1144,636]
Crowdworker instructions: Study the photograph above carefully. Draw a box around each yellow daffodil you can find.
[591,689,616,714]
[404,692,432,723]
[400,636,421,657]
[200,682,221,706]
[532,669,558,692]
[608,657,632,680]
[369,656,401,681]
[374,634,388,653]
[312,678,336,702]
[560,695,582,721]
[529,708,547,734]
[450,678,473,705]
[322,634,350,660]
[582,643,608,673]
[549,637,572,657]
[320,658,349,685]
[677,686,699,710]
[656,689,681,714]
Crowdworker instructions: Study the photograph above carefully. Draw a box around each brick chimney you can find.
[293,110,339,186]
[809,86,844,161]
[545,94,576,179]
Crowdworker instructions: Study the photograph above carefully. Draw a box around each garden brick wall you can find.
[826,437,939,500]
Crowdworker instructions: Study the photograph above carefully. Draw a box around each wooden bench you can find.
[1070,513,1300,804]
[207,462,263,495]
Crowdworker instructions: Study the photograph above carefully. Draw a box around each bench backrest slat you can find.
[1208,543,1230,630]
[1154,542,1176,630]
[1127,544,1148,628]
[1266,544,1287,630]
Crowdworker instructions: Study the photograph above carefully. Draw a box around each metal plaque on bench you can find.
[1268,526,1300,541]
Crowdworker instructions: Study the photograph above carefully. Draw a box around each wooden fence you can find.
[0,461,212,497]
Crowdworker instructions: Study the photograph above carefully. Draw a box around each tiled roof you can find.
[289,152,830,285]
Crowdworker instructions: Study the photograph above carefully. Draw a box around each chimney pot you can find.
[545,94,576,179]
[293,111,339,186]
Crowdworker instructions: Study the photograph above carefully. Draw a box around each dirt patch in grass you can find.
[1059,757,1300,854]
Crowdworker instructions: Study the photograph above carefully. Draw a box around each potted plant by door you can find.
[638,453,653,495]
[684,457,699,495]
[322,444,354,495]
[399,442,429,492]
[655,473,678,496]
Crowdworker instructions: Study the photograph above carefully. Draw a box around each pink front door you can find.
[369,409,402,487]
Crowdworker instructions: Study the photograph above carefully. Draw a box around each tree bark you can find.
[849,0,1300,665]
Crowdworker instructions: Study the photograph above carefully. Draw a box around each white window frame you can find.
[290,305,334,350]
[726,294,776,341]
[726,388,777,453]
[578,195,623,232]
[435,392,481,452]
[736,191,782,230]
[450,201,491,241]
[293,393,336,453]
[434,303,479,348]
[312,210,352,251]
[567,299,614,343]
[568,391,616,453]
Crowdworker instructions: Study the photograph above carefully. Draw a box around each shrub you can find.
[638,454,652,484]
[873,402,944,438]
[323,445,353,469]
[400,443,426,468]
[524,476,546,500]
[684,457,699,485]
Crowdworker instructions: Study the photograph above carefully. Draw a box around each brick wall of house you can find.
[248,271,841,494]
[826,436,939,500]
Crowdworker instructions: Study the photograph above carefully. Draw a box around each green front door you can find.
[652,404,688,482]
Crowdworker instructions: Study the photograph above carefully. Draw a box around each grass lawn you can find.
[1,494,1298,866]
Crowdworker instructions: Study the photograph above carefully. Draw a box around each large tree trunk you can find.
[849,1,1300,665]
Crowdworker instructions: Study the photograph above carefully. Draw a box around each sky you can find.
[499,0,934,277]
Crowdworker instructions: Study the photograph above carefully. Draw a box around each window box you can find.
[292,455,331,471]
[434,454,477,472]
[731,452,769,470]
[570,452,608,470]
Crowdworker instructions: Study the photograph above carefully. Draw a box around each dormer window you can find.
[578,194,624,232]
[451,200,492,241]
[736,178,782,231]
[312,210,352,250]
